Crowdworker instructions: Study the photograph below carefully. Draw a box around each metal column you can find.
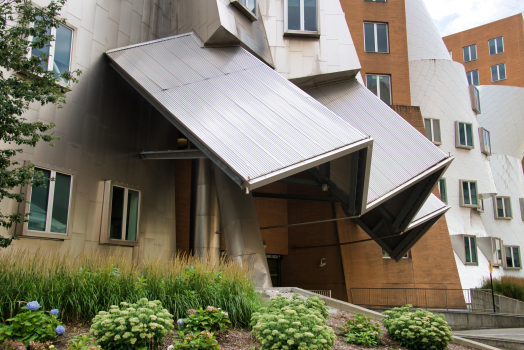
[190,159,221,265]
[212,164,272,288]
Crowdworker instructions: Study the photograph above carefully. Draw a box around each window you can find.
[492,238,503,266]
[364,22,389,53]
[424,118,441,144]
[438,178,447,204]
[464,236,478,264]
[459,180,478,207]
[285,0,318,34]
[449,50,452,58]
[31,23,73,83]
[469,85,481,114]
[366,74,391,105]
[100,181,141,245]
[231,0,257,20]
[382,249,410,259]
[489,37,504,55]
[364,0,386,2]
[466,70,479,86]
[455,122,474,149]
[520,198,524,220]
[505,246,521,269]
[26,167,72,234]
[463,44,477,62]
[479,127,491,155]
[491,63,506,82]
[494,196,512,219]
[476,198,484,213]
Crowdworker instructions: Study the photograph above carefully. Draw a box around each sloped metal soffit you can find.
[106,33,372,191]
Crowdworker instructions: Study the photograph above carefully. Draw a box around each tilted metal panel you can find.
[407,194,449,230]
[306,80,448,205]
[106,33,369,190]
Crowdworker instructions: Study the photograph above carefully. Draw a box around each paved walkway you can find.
[454,328,524,342]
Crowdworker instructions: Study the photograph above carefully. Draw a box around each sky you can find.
[423,0,524,37]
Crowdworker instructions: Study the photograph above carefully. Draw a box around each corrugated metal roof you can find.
[407,194,449,230]
[106,33,371,190]
[306,79,450,206]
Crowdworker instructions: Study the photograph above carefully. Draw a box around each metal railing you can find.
[350,288,524,315]
[308,290,332,298]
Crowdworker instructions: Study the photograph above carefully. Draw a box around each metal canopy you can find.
[106,33,372,191]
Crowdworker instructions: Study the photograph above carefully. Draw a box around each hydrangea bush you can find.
[250,294,335,350]
[172,330,220,350]
[179,306,231,333]
[339,314,382,347]
[382,305,453,350]
[90,298,174,350]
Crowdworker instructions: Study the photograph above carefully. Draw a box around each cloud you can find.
[423,0,524,36]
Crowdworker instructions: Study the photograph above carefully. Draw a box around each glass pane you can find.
[497,37,504,53]
[464,237,471,263]
[379,75,391,105]
[504,197,512,218]
[364,23,376,52]
[424,119,432,140]
[366,75,378,96]
[471,45,477,60]
[506,247,513,267]
[28,169,51,231]
[53,25,72,83]
[491,65,498,81]
[126,190,139,241]
[50,173,71,233]
[497,197,504,217]
[514,248,521,268]
[471,237,477,263]
[499,64,506,80]
[459,123,466,145]
[489,39,496,55]
[463,46,470,62]
[304,0,317,31]
[439,179,447,203]
[473,70,479,86]
[466,123,473,146]
[463,181,470,205]
[377,24,388,53]
[110,187,125,239]
[433,119,441,143]
[287,0,301,30]
[470,182,477,205]
[466,72,473,86]
[246,0,256,13]
[31,26,52,70]
[484,130,491,153]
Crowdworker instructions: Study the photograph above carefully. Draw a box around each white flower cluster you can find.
[90,298,174,350]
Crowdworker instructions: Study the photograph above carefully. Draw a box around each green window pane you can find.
[497,37,504,53]
[466,123,473,146]
[489,39,496,55]
[513,248,521,268]
[463,181,470,205]
[110,187,125,239]
[304,0,317,31]
[126,190,139,241]
[28,168,51,231]
[50,173,71,233]
[376,23,388,53]
[470,182,477,205]
[506,247,513,267]
[470,45,477,60]
[471,236,477,263]
[463,47,470,62]
[491,65,498,81]
[439,179,447,203]
[465,237,471,263]
[459,123,466,145]
[364,23,375,52]
[424,119,432,140]
[31,25,51,70]
[499,64,506,80]
[53,25,73,83]
[366,75,378,96]
[504,198,512,218]
[379,75,391,105]
[288,0,301,30]
[433,119,441,143]
[497,198,504,217]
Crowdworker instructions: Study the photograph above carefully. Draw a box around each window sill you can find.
[492,78,507,83]
[460,204,479,209]
[284,31,320,38]
[464,59,477,63]
[100,239,139,247]
[504,266,522,270]
[364,50,390,54]
[432,141,442,146]
[17,230,69,241]
[456,145,474,150]
[230,0,257,21]
[465,262,479,266]
[495,216,512,220]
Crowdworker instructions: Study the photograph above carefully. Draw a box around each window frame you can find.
[494,196,512,220]
[466,70,479,86]
[364,0,386,2]
[464,235,478,265]
[438,178,447,204]
[365,74,392,105]
[459,179,479,208]
[424,118,442,145]
[479,127,491,156]
[504,245,522,270]
[99,180,141,246]
[476,198,484,213]
[491,237,503,266]
[449,50,452,58]
[284,0,320,37]
[519,198,524,220]
[230,0,258,21]
[463,44,477,63]
[363,22,389,53]
[382,249,410,259]
[15,161,76,240]
[488,36,504,55]
[491,63,507,82]
[455,121,475,149]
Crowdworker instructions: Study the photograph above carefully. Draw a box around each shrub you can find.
[90,298,174,350]
[66,335,101,350]
[250,294,336,350]
[481,276,524,302]
[339,314,382,347]
[0,302,62,346]
[179,307,231,333]
[382,307,453,350]
[0,340,53,350]
[0,250,261,327]
[172,331,220,350]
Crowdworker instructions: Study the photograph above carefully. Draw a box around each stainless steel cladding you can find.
[408,194,450,230]
[212,164,272,288]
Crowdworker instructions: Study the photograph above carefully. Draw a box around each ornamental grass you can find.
[0,249,261,326]
[481,276,524,302]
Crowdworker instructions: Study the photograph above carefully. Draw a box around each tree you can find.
[0,0,81,248]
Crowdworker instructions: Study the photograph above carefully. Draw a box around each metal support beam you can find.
[347,151,361,215]
[276,178,321,187]
[140,149,207,159]
[252,192,339,202]
[307,167,349,205]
